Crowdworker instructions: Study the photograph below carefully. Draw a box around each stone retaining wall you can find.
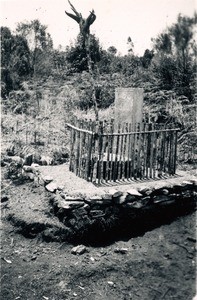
[47,179,196,243]
[3,158,196,243]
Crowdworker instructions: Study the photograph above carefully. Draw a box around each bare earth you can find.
[1,165,197,300]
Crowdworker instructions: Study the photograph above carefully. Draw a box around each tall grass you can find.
[72,105,115,121]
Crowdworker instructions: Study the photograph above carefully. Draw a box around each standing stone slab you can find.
[114,88,144,130]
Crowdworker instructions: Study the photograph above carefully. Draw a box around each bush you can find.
[5,161,23,180]
[52,148,69,165]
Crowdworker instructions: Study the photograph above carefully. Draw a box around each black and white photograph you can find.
[1,0,196,299]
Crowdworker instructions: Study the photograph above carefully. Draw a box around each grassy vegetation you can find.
[1,13,196,169]
[1,75,196,171]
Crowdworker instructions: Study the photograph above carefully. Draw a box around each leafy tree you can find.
[121,54,141,76]
[153,32,172,54]
[1,26,31,97]
[1,27,13,66]
[141,49,154,68]
[1,27,14,97]
[52,49,67,75]
[151,13,196,100]
[10,35,31,77]
[104,39,140,76]
[16,20,53,78]
[107,46,117,55]
[16,19,53,51]
[127,36,134,55]
[65,33,101,72]
[97,49,112,74]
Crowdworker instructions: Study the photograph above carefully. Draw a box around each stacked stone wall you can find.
[47,180,196,243]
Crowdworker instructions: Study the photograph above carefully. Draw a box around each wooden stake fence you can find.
[66,119,179,184]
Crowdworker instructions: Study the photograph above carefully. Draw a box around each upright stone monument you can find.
[114,88,144,130]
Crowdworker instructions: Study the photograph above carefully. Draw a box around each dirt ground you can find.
[1,169,197,300]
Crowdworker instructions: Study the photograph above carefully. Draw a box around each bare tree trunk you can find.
[65,1,99,120]
[84,35,99,120]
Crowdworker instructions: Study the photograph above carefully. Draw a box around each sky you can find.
[1,0,196,55]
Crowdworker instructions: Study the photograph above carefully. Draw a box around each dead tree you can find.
[65,0,96,37]
[65,0,99,120]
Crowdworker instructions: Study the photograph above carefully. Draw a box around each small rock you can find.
[11,156,24,164]
[152,187,171,196]
[112,191,124,204]
[90,256,95,262]
[4,155,24,166]
[153,195,171,204]
[64,196,84,202]
[32,153,41,164]
[3,257,12,264]
[113,191,123,198]
[101,194,113,201]
[85,198,111,206]
[164,253,171,259]
[182,180,194,185]
[45,182,57,193]
[31,255,37,261]
[37,176,45,186]
[24,154,33,166]
[114,247,128,254]
[43,176,53,184]
[114,193,127,204]
[107,281,115,287]
[26,172,35,181]
[21,170,35,181]
[31,163,40,168]
[83,203,90,210]
[161,189,169,195]
[125,194,136,202]
[158,199,176,206]
[126,201,144,209]
[190,179,197,186]
[60,201,84,210]
[71,245,86,255]
[90,210,105,218]
[127,188,142,197]
[85,196,102,205]
[140,196,151,206]
[40,156,53,166]
[23,165,34,172]
[78,285,85,290]
[139,187,153,196]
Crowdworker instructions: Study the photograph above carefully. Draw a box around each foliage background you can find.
[1,14,196,166]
